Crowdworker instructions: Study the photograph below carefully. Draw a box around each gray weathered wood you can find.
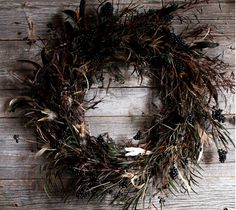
[0,33,234,89]
[0,88,235,118]
[0,165,235,210]
[0,0,235,209]
[0,117,235,180]
[0,1,234,40]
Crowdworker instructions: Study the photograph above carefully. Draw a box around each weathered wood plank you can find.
[0,88,234,118]
[0,170,234,210]
[0,1,234,40]
[0,0,234,12]
[0,116,234,180]
[1,160,234,181]
[0,115,233,208]
[0,18,234,41]
[0,0,234,209]
[84,89,235,117]
[0,116,235,141]
[0,144,234,169]
[0,117,151,150]
[0,32,234,89]
[0,117,234,150]
[0,116,234,179]
[0,0,233,14]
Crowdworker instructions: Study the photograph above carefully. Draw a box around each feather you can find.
[197,143,203,163]
[79,0,86,27]
[159,3,178,16]
[125,147,152,156]
[178,169,191,192]
[17,59,41,70]
[63,10,79,23]
[8,96,33,112]
[190,41,219,49]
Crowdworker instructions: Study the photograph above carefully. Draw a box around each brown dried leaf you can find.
[35,145,53,158]
[196,124,213,144]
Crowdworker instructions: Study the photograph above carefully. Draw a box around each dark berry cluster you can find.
[181,158,189,168]
[76,188,90,198]
[90,53,103,66]
[133,130,143,140]
[96,133,113,145]
[13,134,20,143]
[100,2,114,17]
[186,114,193,124]
[62,129,68,138]
[75,33,86,44]
[158,196,166,205]
[161,14,174,22]
[119,179,129,188]
[174,60,185,71]
[81,31,96,43]
[169,33,186,48]
[164,96,176,110]
[97,134,105,144]
[161,55,171,68]
[169,166,178,179]
[49,140,60,148]
[147,9,158,16]
[218,149,227,163]
[212,109,226,123]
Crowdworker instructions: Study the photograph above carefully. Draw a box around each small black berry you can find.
[218,149,227,163]
[158,196,166,204]
[162,14,174,22]
[161,55,171,68]
[186,114,193,124]
[169,33,185,48]
[97,134,104,143]
[90,53,103,66]
[133,130,143,140]
[147,9,158,16]
[212,109,226,123]
[181,158,189,168]
[164,96,176,110]
[169,166,178,179]
[13,134,20,143]
[119,179,129,188]
[174,60,185,71]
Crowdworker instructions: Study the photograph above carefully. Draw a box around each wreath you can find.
[9,0,234,209]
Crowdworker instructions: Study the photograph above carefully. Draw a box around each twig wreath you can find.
[9,0,234,209]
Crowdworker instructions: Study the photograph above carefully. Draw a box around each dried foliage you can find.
[9,0,234,209]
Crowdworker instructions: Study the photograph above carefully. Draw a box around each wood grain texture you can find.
[0,36,234,90]
[0,88,235,118]
[0,167,235,210]
[0,0,234,40]
[0,0,235,209]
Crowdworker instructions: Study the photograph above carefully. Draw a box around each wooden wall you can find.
[0,0,235,209]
